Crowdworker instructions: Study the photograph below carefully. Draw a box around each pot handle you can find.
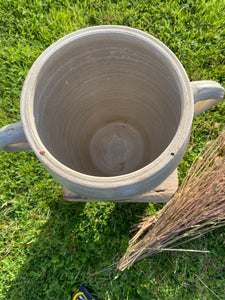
[191,80,224,116]
[0,121,31,152]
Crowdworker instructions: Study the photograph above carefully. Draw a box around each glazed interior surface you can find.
[34,32,181,176]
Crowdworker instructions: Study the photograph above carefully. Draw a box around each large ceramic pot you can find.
[0,26,224,201]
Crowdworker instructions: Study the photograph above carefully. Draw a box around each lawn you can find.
[0,0,225,299]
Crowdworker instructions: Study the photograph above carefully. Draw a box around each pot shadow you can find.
[3,196,150,300]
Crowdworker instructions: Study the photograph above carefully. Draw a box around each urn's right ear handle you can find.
[0,121,31,152]
[191,80,225,116]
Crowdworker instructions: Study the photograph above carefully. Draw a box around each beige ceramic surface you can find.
[0,26,224,201]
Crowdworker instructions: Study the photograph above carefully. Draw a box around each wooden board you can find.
[62,169,178,203]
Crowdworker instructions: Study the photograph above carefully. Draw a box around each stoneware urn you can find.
[0,26,224,201]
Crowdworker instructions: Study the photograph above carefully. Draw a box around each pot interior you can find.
[33,31,181,176]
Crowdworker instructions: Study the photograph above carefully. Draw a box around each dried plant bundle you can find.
[118,129,225,271]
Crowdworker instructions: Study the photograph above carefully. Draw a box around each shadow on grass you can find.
[3,191,225,300]
[3,195,149,300]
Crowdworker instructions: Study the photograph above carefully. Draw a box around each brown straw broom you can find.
[118,128,225,271]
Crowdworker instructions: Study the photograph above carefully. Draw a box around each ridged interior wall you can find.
[33,33,181,176]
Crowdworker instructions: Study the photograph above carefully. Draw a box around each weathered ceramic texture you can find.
[0,26,224,201]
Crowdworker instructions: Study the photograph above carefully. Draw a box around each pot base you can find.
[62,169,178,203]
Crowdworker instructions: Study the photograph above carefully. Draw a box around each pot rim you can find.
[20,25,193,189]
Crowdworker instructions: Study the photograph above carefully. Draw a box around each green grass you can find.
[0,0,225,299]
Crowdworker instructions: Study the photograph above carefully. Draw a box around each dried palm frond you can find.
[118,129,225,271]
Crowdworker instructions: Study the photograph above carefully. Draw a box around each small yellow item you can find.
[72,285,97,300]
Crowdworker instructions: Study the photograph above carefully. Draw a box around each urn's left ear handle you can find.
[0,121,31,152]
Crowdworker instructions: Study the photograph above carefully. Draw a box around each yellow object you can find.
[72,291,88,300]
